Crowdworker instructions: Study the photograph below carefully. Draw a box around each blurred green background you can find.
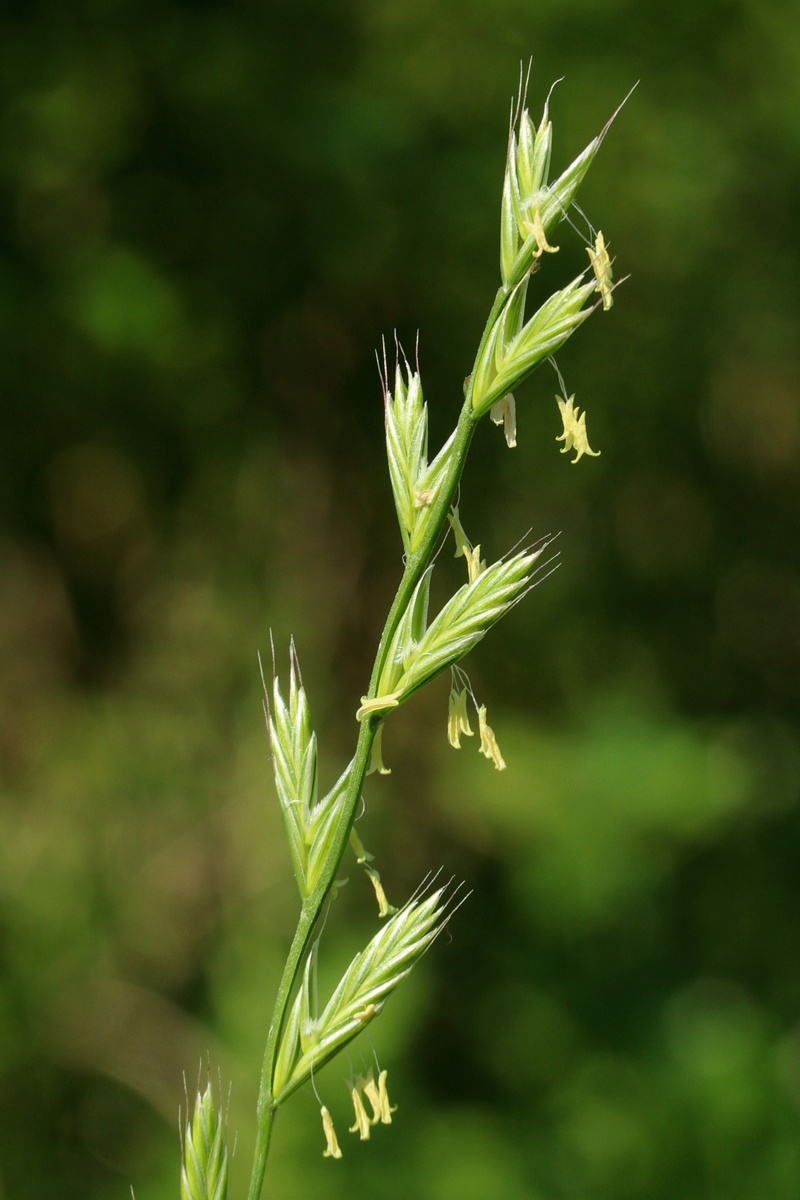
[2,1,800,1197]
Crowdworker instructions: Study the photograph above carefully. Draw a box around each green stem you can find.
[246,282,512,1200]
[246,720,376,1200]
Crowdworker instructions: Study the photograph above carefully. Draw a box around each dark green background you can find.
[2,2,799,1198]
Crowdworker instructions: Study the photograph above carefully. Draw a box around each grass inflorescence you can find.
[173,74,626,1200]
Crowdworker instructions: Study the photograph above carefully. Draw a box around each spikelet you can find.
[180,1081,229,1200]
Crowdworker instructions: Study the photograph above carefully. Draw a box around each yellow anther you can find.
[360,1069,397,1125]
[376,1069,398,1124]
[478,705,506,771]
[522,209,559,259]
[447,686,474,749]
[368,724,391,775]
[465,544,487,584]
[447,508,485,582]
[349,828,374,865]
[490,393,517,448]
[556,395,600,464]
[356,692,401,721]
[360,1071,382,1123]
[354,1003,379,1025]
[587,230,614,311]
[321,1105,343,1159]
[413,487,436,508]
[348,1084,372,1140]
[365,866,398,918]
[448,506,472,559]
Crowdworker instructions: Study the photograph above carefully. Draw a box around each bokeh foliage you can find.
[1,1,800,1198]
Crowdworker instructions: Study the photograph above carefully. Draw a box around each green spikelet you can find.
[181,1081,229,1200]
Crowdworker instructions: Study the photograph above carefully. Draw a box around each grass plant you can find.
[179,74,624,1200]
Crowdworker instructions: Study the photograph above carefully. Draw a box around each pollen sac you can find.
[478,705,507,771]
[373,1069,398,1124]
[587,230,614,310]
[448,686,474,749]
[365,866,399,918]
[348,1086,372,1140]
[490,393,517,448]
[321,1106,343,1160]
[357,1068,398,1125]
[556,394,600,464]
[448,505,472,560]
[367,724,391,775]
[521,209,559,260]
